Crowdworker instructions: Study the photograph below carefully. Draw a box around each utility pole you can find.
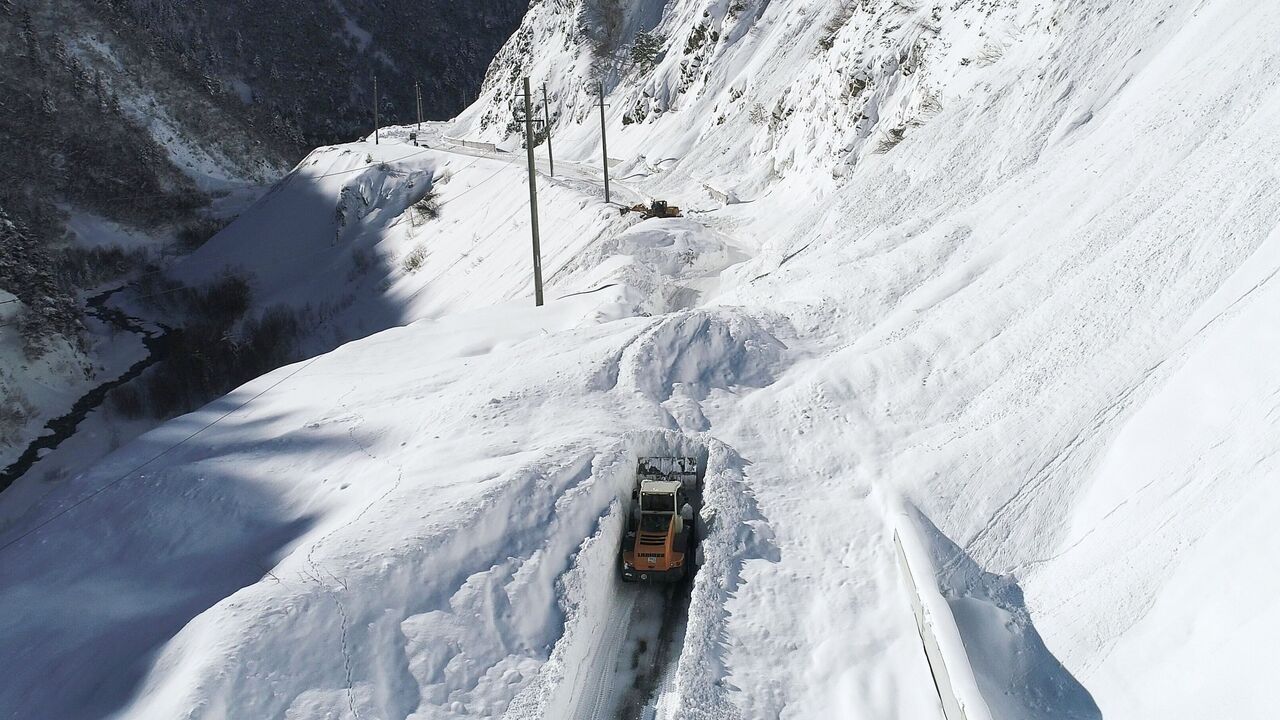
[542,82,554,177]
[598,81,611,204]
[522,78,545,307]
[373,75,380,144]
[415,81,422,132]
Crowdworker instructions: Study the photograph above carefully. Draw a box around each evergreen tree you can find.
[631,31,666,71]
[39,88,56,117]
[19,9,38,62]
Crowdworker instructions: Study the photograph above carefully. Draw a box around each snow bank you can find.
[897,507,1100,720]
[894,509,994,720]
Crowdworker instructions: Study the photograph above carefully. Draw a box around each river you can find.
[0,286,175,492]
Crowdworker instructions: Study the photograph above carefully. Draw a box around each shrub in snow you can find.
[129,279,308,419]
[196,274,253,328]
[408,192,441,227]
[176,218,231,252]
[348,246,376,280]
[107,383,147,420]
[579,0,626,60]
[402,245,428,273]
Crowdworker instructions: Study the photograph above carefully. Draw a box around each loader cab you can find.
[622,478,693,582]
[640,481,680,513]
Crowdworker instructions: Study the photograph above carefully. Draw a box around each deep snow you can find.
[4,0,1280,718]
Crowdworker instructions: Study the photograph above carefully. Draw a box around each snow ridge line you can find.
[74,148,497,310]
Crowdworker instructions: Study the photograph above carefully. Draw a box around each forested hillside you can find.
[0,0,528,485]
[96,0,531,147]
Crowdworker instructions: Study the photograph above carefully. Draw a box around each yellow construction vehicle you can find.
[620,457,698,583]
[621,199,682,219]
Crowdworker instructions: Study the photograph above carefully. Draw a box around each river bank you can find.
[0,286,177,528]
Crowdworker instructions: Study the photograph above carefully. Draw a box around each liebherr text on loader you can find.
[620,457,697,583]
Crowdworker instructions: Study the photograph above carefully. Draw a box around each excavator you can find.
[620,457,698,582]
[620,199,682,219]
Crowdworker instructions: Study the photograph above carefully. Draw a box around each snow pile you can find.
[5,0,1280,718]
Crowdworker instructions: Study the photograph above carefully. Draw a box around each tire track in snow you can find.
[575,585,637,720]
[619,584,691,720]
[586,586,637,717]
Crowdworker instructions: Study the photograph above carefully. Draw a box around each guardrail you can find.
[443,135,499,153]
[894,518,995,720]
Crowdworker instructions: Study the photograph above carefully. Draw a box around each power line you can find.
[0,135,596,554]
[434,154,523,210]
[0,354,323,556]
[0,151,512,314]
[118,154,517,305]
[0,151,536,554]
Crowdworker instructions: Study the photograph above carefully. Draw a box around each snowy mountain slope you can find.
[0,0,293,482]
[455,0,1045,195]
[0,219,779,719]
[165,135,652,350]
[5,0,1280,718]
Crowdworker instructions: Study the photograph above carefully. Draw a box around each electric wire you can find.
[0,141,545,548]
[0,145,521,314]
[0,354,323,556]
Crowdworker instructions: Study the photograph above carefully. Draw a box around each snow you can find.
[330,0,373,52]
[894,510,995,720]
[0,286,142,477]
[63,210,167,251]
[5,0,1280,718]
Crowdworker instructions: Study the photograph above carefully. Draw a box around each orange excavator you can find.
[620,457,697,582]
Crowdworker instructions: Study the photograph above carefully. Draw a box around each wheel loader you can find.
[620,457,698,583]
[620,199,682,219]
